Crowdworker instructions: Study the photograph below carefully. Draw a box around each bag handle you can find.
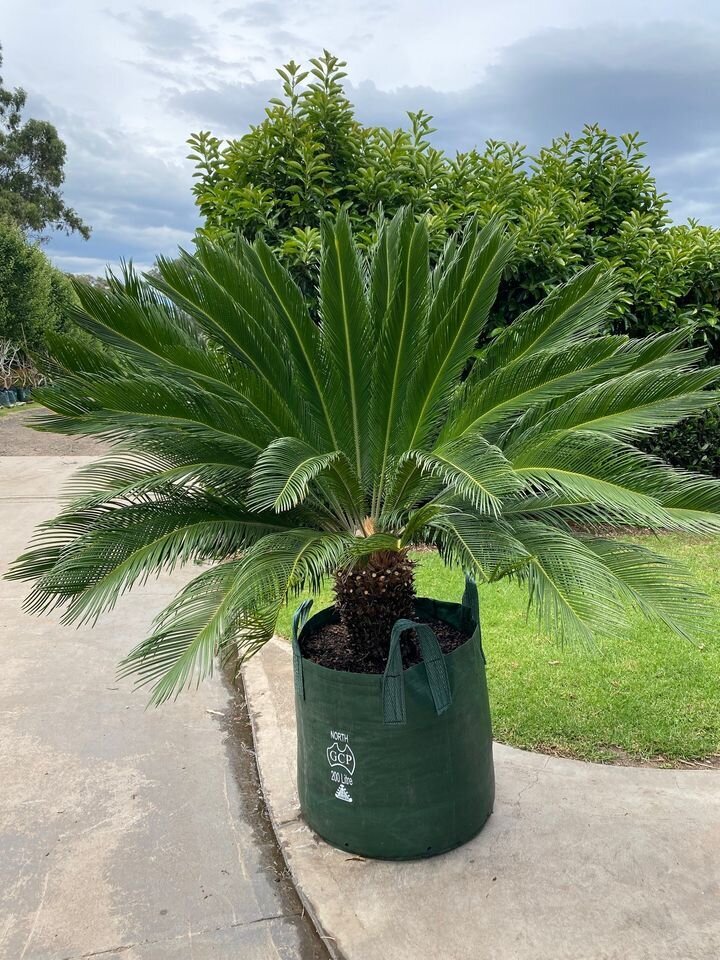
[461,575,486,663]
[291,599,313,699]
[382,618,452,725]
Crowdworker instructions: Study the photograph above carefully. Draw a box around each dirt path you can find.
[0,406,108,455]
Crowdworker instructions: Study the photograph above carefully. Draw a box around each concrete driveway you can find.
[0,425,327,959]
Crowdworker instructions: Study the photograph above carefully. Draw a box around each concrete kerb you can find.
[242,635,720,960]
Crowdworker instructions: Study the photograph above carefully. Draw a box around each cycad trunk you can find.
[333,550,416,671]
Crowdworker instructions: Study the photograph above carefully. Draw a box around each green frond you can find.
[10,496,292,625]
[152,248,289,379]
[397,503,454,547]
[400,218,514,451]
[244,235,340,450]
[118,529,353,704]
[11,207,720,701]
[348,533,403,558]
[508,519,630,643]
[510,433,677,527]
[616,329,701,372]
[319,210,372,480]
[42,374,272,456]
[43,330,129,378]
[247,437,346,514]
[150,249,315,438]
[406,434,522,516]
[654,470,720,532]
[64,454,253,507]
[444,336,627,443]
[118,560,259,705]
[520,368,720,441]
[502,492,649,531]
[370,210,430,506]
[583,538,713,641]
[473,263,618,378]
[429,512,531,582]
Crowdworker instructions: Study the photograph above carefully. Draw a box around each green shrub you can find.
[0,218,79,357]
[188,51,720,475]
[188,51,720,350]
[642,410,720,476]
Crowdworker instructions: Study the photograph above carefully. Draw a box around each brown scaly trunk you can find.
[333,550,416,672]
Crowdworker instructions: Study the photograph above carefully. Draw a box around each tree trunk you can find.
[333,550,416,671]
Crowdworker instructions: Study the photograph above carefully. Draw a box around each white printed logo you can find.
[327,730,355,802]
[326,741,356,775]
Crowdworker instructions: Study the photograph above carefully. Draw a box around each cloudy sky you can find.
[3,1,719,274]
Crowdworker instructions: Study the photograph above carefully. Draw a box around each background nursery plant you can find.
[8,208,720,702]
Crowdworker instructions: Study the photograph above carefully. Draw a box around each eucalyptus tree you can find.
[0,48,89,239]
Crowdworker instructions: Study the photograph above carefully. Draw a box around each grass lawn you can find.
[0,400,38,417]
[276,533,720,765]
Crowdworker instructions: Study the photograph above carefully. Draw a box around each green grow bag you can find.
[292,579,494,860]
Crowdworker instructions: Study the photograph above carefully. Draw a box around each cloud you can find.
[169,19,720,223]
[11,8,718,275]
[110,8,211,61]
[30,96,198,276]
[167,78,278,133]
[219,2,284,25]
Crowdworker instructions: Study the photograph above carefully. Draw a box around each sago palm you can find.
[9,209,720,702]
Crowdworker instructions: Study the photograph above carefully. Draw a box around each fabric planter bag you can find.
[292,578,495,860]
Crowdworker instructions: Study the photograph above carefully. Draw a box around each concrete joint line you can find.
[59,911,304,960]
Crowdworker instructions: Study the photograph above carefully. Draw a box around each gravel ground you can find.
[0,406,108,455]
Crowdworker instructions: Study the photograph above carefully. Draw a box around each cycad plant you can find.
[9,210,720,702]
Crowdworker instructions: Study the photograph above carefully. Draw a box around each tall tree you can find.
[0,46,89,239]
[0,219,78,353]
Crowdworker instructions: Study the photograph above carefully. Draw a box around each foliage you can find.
[0,218,78,354]
[7,211,720,704]
[72,273,111,291]
[642,408,720,476]
[0,46,89,239]
[189,51,720,355]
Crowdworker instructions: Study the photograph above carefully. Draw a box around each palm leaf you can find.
[319,210,372,479]
[508,518,630,642]
[248,437,349,515]
[473,263,617,377]
[10,207,720,701]
[400,218,514,451]
[522,368,720,441]
[370,210,430,506]
[404,434,522,516]
[583,538,712,641]
[119,529,353,703]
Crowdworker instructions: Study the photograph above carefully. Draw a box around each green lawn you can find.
[0,400,38,417]
[276,534,720,765]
